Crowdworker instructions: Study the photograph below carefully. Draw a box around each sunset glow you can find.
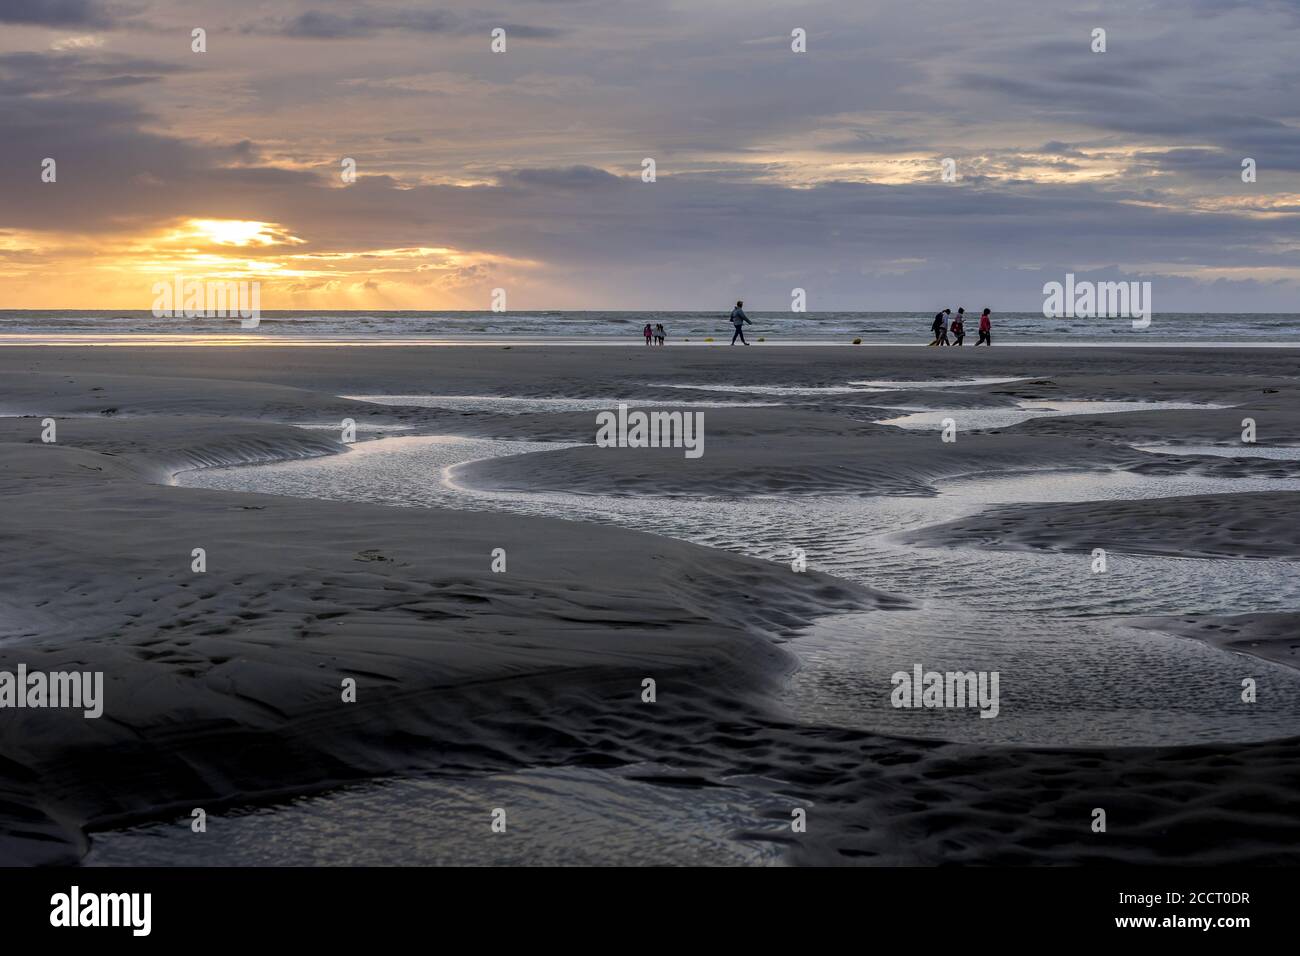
[179,219,296,248]
[2,0,1299,311]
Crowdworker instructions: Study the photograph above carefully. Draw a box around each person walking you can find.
[729,301,752,345]
[975,308,992,346]
[643,322,653,345]
[929,309,950,346]
[654,323,666,345]
[951,308,966,346]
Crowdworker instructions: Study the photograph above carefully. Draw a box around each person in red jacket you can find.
[975,308,992,346]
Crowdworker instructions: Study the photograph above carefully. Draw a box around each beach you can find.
[3,343,1299,866]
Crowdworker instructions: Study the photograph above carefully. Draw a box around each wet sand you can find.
[2,344,1299,865]
[906,491,1300,561]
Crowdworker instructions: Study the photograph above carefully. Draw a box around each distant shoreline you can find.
[3,335,1300,348]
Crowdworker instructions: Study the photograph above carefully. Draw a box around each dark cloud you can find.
[0,51,180,96]
[817,131,916,154]
[0,0,117,27]
[248,6,564,40]
[1039,141,1088,159]
[258,9,457,38]
[503,166,622,189]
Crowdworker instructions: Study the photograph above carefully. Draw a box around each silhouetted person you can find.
[730,301,752,345]
[929,309,950,346]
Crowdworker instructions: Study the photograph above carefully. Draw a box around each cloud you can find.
[0,49,180,95]
[258,9,457,38]
[248,6,565,40]
[502,166,622,189]
[0,0,118,27]
[50,33,105,50]
[2,2,1300,309]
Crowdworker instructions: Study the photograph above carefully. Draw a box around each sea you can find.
[0,310,1295,345]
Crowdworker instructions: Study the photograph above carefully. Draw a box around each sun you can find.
[185,219,287,247]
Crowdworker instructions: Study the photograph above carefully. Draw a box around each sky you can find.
[2,0,1299,311]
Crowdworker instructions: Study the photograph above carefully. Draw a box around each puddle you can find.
[649,377,1031,397]
[877,400,1224,430]
[290,422,413,432]
[1136,443,1300,460]
[786,610,1300,746]
[847,377,1031,390]
[648,383,875,396]
[85,765,789,867]
[345,394,779,412]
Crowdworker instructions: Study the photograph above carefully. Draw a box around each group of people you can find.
[930,307,992,346]
[637,302,991,347]
[639,302,754,345]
